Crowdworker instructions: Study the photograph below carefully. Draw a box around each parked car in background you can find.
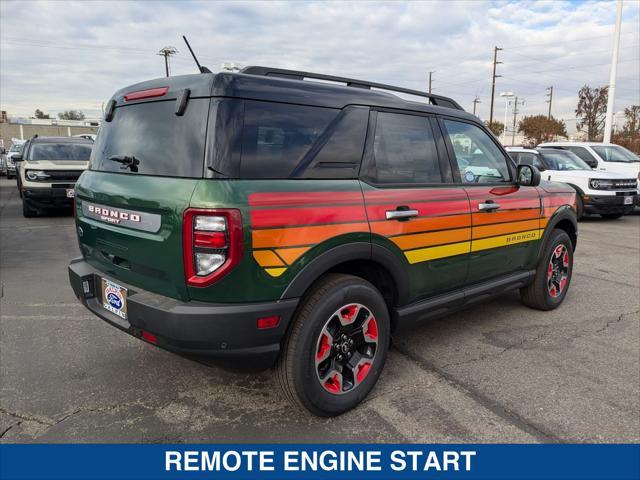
[5,140,26,179]
[16,136,93,217]
[69,67,577,416]
[507,147,638,219]
[537,142,640,180]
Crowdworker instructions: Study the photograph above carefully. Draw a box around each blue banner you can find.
[1,444,638,480]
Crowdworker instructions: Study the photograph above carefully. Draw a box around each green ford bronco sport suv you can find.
[69,67,577,416]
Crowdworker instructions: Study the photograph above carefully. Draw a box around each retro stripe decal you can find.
[250,192,370,277]
[248,189,575,275]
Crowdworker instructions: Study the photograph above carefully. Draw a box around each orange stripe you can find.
[252,222,369,248]
[391,228,471,250]
[472,209,539,225]
[371,214,471,237]
[275,247,310,265]
[473,219,540,239]
[253,250,285,267]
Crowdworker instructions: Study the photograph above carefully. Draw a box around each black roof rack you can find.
[240,66,464,111]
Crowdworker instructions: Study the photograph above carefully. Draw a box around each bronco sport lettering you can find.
[69,66,577,416]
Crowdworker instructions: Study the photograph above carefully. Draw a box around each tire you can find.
[276,273,390,417]
[520,229,573,311]
[22,199,37,218]
[601,213,623,220]
[575,195,584,220]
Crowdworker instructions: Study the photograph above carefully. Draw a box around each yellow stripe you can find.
[265,267,287,277]
[404,241,471,264]
[275,247,310,265]
[471,229,542,252]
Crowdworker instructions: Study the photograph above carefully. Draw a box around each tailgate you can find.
[75,171,198,301]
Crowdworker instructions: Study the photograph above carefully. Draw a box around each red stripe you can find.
[364,188,466,203]
[249,191,362,207]
[251,205,367,228]
[465,187,540,199]
[366,200,470,220]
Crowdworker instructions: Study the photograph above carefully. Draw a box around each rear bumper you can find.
[583,194,637,215]
[68,258,298,369]
[23,186,74,208]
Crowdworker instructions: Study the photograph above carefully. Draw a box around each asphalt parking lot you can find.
[0,177,638,443]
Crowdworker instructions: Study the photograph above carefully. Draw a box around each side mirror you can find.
[517,164,541,187]
[13,155,22,162]
[587,160,598,169]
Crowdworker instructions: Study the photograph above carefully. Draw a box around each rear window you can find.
[91,98,209,177]
[28,143,92,161]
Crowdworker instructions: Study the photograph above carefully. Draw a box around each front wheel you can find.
[276,274,390,416]
[22,199,37,218]
[601,213,623,220]
[520,229,573,311]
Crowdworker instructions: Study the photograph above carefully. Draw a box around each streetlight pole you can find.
[603,0,623,143]
[500,92,514,144]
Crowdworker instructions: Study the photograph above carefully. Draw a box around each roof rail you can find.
[240,66,464,111]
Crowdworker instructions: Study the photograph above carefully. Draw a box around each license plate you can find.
[624,196,633,205]
[101,278,128,320]
[66,188,75,198]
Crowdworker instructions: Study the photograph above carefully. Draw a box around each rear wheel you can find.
[22,199,37,218]
[520,229,573,311]
[601,213,623,220]
[276,274,390,416]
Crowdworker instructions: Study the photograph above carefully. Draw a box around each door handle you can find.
[478,201,501,212]
[385,209,419,221]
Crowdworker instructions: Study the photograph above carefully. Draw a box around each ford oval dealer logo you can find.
[105,286,123,310]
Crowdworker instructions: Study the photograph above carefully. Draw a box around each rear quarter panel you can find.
[187,179,370,303]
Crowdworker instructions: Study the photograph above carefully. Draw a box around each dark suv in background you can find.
[17,136,93,217]
[69,67,577,416]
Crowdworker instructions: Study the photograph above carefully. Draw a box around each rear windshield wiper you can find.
[109,155,140,172]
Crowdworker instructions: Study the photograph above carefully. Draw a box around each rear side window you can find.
[563,146,598,166]
[370,112,441,184]
[91,98,209,178]
[240,101,338,178]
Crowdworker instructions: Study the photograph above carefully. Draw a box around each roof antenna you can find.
[182,35,212,74]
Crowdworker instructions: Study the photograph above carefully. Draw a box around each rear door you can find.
[75,81,212,301]
[362,110,471,303]
[439,118,541,283]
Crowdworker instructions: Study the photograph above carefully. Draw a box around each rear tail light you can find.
[183,208,242,287]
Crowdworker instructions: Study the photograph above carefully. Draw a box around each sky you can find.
[0,0,638,133]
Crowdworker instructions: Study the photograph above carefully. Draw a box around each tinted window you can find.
[443,120,510,183]
[28,143,92,161]
[540,150,591,170]
[240,101,337,178]
[91,98,209,177]
[371,112,441,184]
[514,152,544,169]
[563,146,598,166]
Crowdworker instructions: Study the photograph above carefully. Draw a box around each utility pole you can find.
[489,46,503,126]
[158,46,178,77]
[546,86,553,120]
[604,0,623,143]
[511,96,523,146]
[428,71,435,94]
[472,96,481,116]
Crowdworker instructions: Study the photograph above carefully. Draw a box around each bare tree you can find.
[575,85,608,141]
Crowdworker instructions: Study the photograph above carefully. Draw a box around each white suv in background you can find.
[507,147,638,219]
[537,142,640,179]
